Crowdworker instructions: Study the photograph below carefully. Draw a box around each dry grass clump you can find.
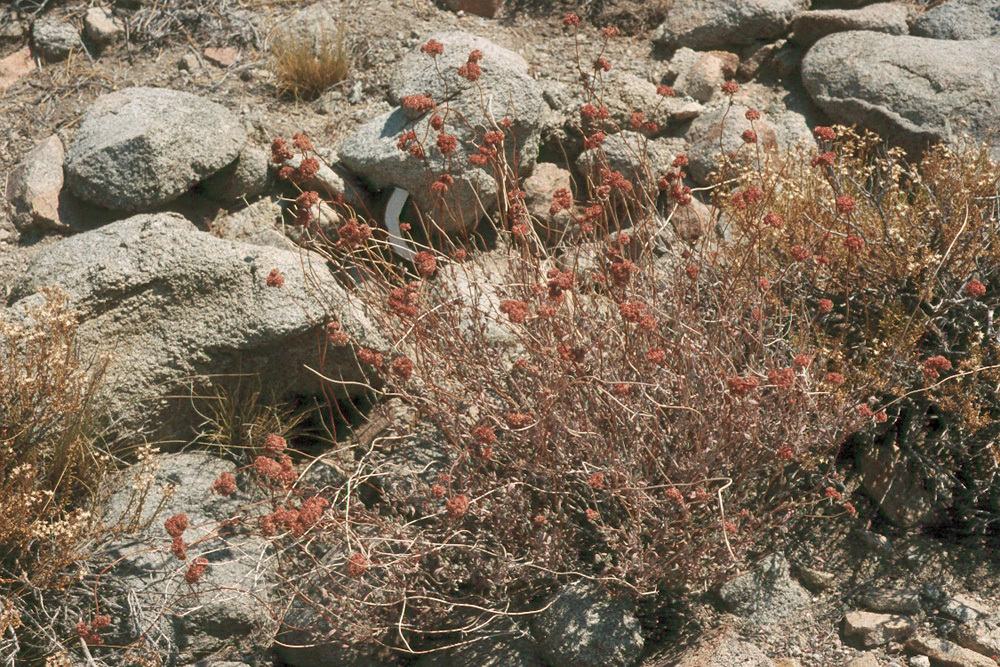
[0,288,113,587]
[269,21,351,100]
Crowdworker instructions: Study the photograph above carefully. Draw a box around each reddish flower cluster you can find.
[612,383,632,397]
[260,496,329,537]
[835,195,856,214]
[271,137,294,164]
[813,126,836,142]
[758,277,771,291]
[844,234,864,253]
[818,298,833,313]
[609,260,635,288]
[266,268,284,288]
[665,487,684,504]
[584,131,606,150]
[327,321,349,346]
[562,13,580,26]
[458,50,483,81]
[506,412,534,428]
[294,190,320,226]
[745,109,761,121]
[966,279,987,298]
[499,299,530,324]
[391,356,415,380]
[646,347,666,365]
[824,486,842,500]
[436,133,458,155]
[594,56,611,72]
[619,300,646,323]
[763,212,783,228]
[656,84,676,97]
[347,553,369,577]
[874,410,888,423]
[549,187,573,215]
[790,245,809,262]
[857,404,874,418]
[768,367,795,390]
[727,376,760,396]
[264,433,286,454]
[685,264,699,280]
[585,508,600,521]
[420,39,444,56]
[337,218,373,249]
[170,535,186,559]
[601,26,620,38]
[211,472,237,496]
[580,103,610,120]
[357,348,384,368]
[473,425,497,445]
[923,355,952,380]
[547,268,574,301]
[588,471,606,490]
[741,129,758,144]
[430,483,446,499]
[184,557,209,584]
[793,353,813,369]
[75,615,111,645]
[401,94,436,114]
[253,454,297,487]
[721,81,739,95]
[292,132,313,152]
[164,513,189,538]
[281,157,320,185]
[776,445,794,460]
[388,283,421,318]
[412,251,437,278]
[811,151,835,168]
[824,372,846,386]
[446,494,470,519]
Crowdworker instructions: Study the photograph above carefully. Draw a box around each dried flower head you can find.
[745,109,761,121]
[844,234,864,253]
[184,558,209,584]
[835,195,856,214]
[741,129,757,144]
[721,81,739,95]
[813,126,836,142]
[264,433,286,454]
[966,279,986,298]
[164,513,189,538]
[793,354,813,369]
[727,376,760,396]
[588,471,606,490]
[266,268,284,288]
[211,472,237,496]
[347,552,369,577]
[657,84,676,97]
[391,356,415,380]
[413,251,437,277]
[818,298,833,313]
[401,94,436,114]
[823,372,846,386]
[446,494,470,519]
[292,133,313,152]
[430,483,446,499]
[436,133,458,154]
[420,39,444,56]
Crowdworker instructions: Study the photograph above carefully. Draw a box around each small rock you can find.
[7,135,66,234]
[0,48,34,93]
[31,16,81,62]
[203,46,239,67]
[797,565,836,591]
[911,0,1000,40]
[718,553,811,626]
[905,635,999,667]
[522,162,574,244]
[201,145,272,203]
[348,80,363,104]
[909,656,931,667]
[738,40,784,81]
[673,51,728,103]
[439,0,504,18]
[951,618,1000,660]
[774,659,802,667]
[790,4,908,46]
[843,611,916,648]
[861,589,923,616]
[531,581,644,667]
[846,655,882,667]
[178,53,201,71]
[212,197,288,250]
[674,626,776,666]
[83,7,123,48]
[653,0,808,50]
[941,596,992,624]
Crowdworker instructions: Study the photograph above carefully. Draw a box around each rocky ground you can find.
[2,0,1000,666]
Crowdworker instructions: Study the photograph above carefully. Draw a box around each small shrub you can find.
[269,21,350,100]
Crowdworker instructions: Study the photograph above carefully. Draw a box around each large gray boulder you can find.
[790,3,909,46]
[653,0,809,50]
[65,87,247,211]
[339,32,546,233]
[98,452,276,664]
[4,213,381,444]
[683,103,782,186]
[911,0,1000,40]
[531,581,644,667]
[801,32,1000,161]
